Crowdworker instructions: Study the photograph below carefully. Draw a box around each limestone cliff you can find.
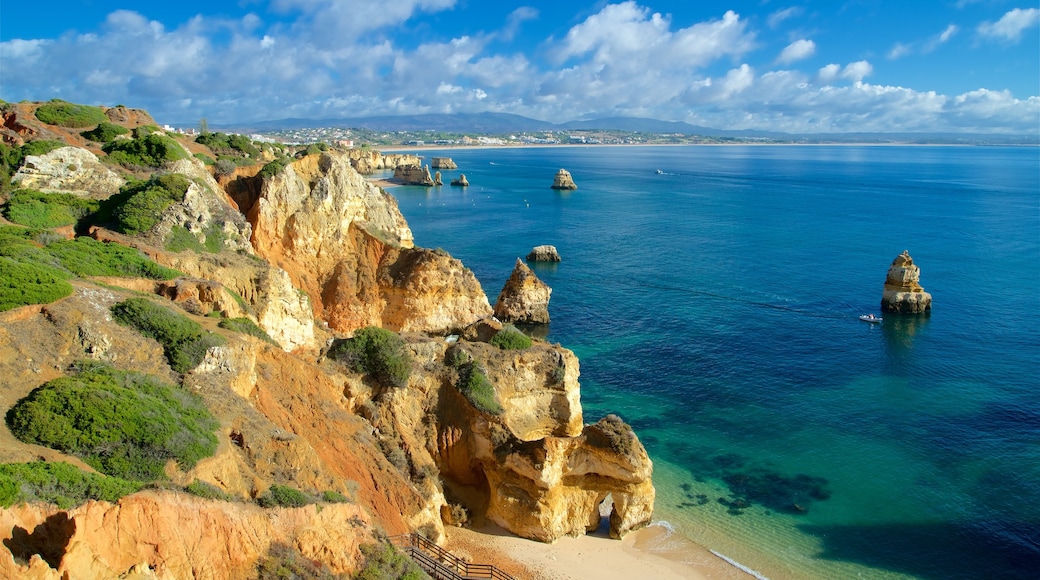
[11,146,124,198]
[551,168,578,190]
[0,491,371,580]
[494,258,552,324]
[881,250,932,314]
[393,164,436,186]
[343,149,421,174]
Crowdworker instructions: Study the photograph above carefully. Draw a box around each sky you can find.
[1,1,1038,133]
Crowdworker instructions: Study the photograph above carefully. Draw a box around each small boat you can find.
[859,314,883,323]
[655,169,664,174]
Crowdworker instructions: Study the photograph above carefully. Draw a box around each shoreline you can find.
[374,141,1028,154]
[444,521,759,580]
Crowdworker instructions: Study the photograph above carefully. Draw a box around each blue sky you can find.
[1,1,1038,133]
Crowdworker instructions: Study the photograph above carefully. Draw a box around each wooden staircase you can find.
[389,533,516,580]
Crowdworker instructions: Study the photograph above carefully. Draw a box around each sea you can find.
[383,144,1040,580]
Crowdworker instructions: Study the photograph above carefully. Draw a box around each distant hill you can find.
[209,113,1038,145]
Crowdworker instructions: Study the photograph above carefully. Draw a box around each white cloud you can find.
[501,6,538,41]
[818,63,841,83]
[768,7,803,29]
[777,39,815,64]
[978,8,1040,43]
[889,24,958,59]
[888,42,912,60]
[841,60,873,82]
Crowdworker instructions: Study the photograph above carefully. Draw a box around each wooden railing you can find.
[389,533,516,580]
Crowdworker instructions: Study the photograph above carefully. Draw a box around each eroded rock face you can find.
[393,164,435,186]
[494,258,551,324]
[343,150,421,174]
[450,174,469,187]
[881,250,932,314]
[431,157,457,169]
[550,168,577,190]
[527,245,561,262]
[0,492,371,580]
[11,146,124,198]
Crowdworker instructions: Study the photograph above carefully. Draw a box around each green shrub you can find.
[80,122,129,143]
[5,364,219,481]
[111,297,226,372]
[193,152,215,165]
[321,490,350,503]
[329,327,412,388]
[356,542,428,580]
[0,462,141,509]
[457,363,502,415]
[131,125,161,138]
[257,158,289,180]
[47,237,181,279]
[0,257,73,311]
[95,173,191,234]
[304,143,329,156]
[195,132,260,158]
[2,189,99,228]
[185,479,232,501]
[490,325,532,350]
[255,542,341,580]
[102,133,189,168]
[21,139,66,158]
[34,100,107,128]
[165,225,206,253]
[218,317,278,346]
[258,484,313,508]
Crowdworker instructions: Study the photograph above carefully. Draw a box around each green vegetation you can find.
[80,122,129,143]
[102,133,189,168]
[34,100,107,128]
[2,189,100,228]
[356,542,428,580]
[185,479,234,501]
[164,222,225,254]
[490,325,532,350]
[329,326,412,388]
[21,139,66,157]
[193,152,215,165]
[457,362,502,415]
[111,297,226,372]
[195,132,261,158]
[257,157,290,180]
[255,542,344,580]
[95,173,191,234]
[257,484,313,508]
[5,363,219,481]
[321,490,350,503]
[0,461,141,509]
[0,257,73,311]
[218,317,278,346]
[1,140,66,191]
[303,142,329,156]
[47,237,181,279]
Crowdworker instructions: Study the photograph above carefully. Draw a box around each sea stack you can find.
[450,174,469,187]
[550,168,578,190]
[431,157,457,169]
[392,164,435,186]
[880,250,932,314]
[494,258,552,324]
[527,245,561,262]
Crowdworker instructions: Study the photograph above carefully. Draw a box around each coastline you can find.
[444,522,757,580]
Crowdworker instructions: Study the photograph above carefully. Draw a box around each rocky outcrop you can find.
[247,152,490,336]
[494,258,552,324]
[550,168,577,190]
[434,171,443,186]
[0,491,371,580]
[527,245,561,262]
[881,250,932,314]
[154,277,250,319]
[10,146,124,198]
[431,157,457,169]
[393,164,435,186]
[450,174,469,187]
[154,159,254,254]
[343,150,421,174]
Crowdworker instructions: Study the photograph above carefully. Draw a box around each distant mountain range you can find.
[209,113,1038,145]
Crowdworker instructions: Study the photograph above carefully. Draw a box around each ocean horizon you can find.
[385,144,1039,579]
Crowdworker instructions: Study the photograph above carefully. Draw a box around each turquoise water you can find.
[387,145,1040,579]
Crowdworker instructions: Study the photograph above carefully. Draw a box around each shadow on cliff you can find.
[3,512,76,569]
[797,519,1040,580]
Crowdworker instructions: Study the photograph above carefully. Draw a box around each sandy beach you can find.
[443,522,757,580]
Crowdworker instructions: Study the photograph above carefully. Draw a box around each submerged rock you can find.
[880,250,932,314]
[494,258,552,324]
[550,168,577,190]
[527,245,561,262]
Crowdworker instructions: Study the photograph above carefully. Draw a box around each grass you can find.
[218,317,278,346]
[34,100,107,128]
[185,479,234,501]
[102,133,190,168]
[0,257,73,311]
[2,189,100,229]
[4,362,219,481]
[356,543,428,580]
[46,237,182,279]
[490,325,532,350]
[111,297,226,373]
[255,542,344,580]
[0,461,141,509]
[329,327,412,388]
[94,173,191,234]
[164,222,226,254]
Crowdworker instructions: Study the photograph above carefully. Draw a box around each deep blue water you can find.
[387,145,1040,579]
